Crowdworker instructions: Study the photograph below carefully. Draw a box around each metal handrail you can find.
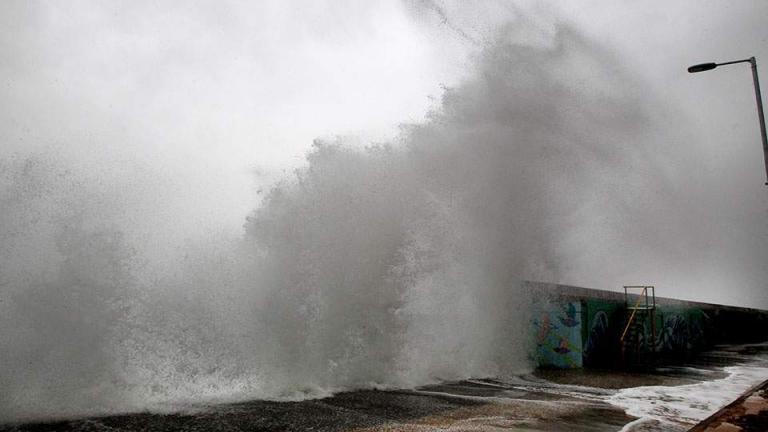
[620,286,647,342]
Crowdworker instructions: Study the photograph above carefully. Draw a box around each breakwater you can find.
[527,281,768,369]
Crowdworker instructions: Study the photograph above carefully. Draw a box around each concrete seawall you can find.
[525,281,768,369]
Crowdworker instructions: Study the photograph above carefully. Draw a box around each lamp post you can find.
[688,57,768,186]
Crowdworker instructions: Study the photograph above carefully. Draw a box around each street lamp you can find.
[688,57,768,186]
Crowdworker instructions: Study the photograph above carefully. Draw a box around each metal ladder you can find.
[620,285,657,367]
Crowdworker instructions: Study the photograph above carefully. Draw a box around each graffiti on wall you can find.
[532,295,713,368]
[653,307,707,353]
[583,299,622,367]
[532,301,582,368]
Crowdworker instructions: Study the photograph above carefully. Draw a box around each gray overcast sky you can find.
[1,0,767,305]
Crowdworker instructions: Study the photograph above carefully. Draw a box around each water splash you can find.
[1,24,676,423]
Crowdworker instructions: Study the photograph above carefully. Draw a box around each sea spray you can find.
[1,25,663,422]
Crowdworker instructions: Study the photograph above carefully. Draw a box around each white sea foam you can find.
[608,364,768,429]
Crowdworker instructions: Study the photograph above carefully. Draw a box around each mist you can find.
[1,0,767,424]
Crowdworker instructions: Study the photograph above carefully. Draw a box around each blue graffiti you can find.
[559,303,580,327]
[584,310,608,361]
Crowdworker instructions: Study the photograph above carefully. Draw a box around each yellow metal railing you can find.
[620,286,647,342]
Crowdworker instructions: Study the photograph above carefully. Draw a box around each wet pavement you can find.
[0,382,634,432]
[2,343,767,432]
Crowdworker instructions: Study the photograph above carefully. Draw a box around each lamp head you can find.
[688,62,717,73]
